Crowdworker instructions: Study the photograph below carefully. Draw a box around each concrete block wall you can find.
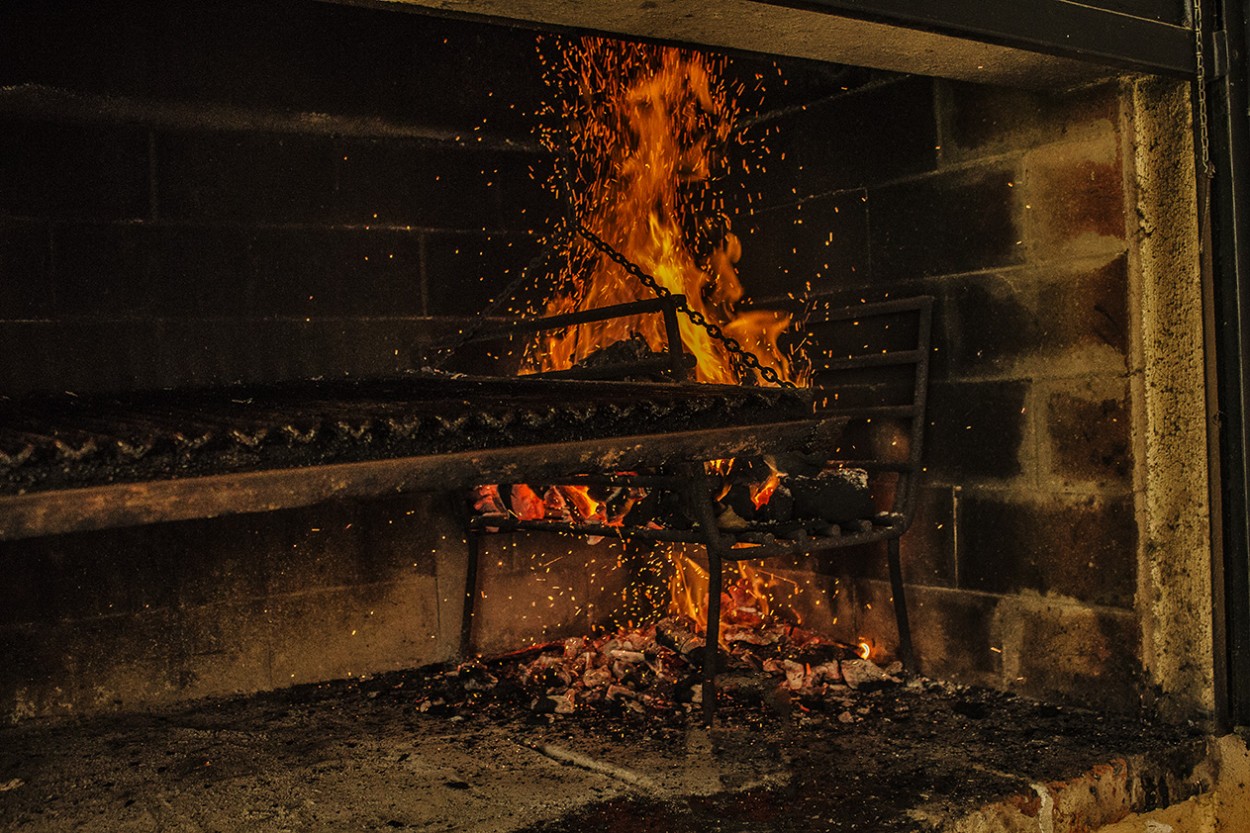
[732,75,1188,714]
[0,0,616,722]
[0,0,554,395]
[0,492,636,721]
[0,1,1209,722]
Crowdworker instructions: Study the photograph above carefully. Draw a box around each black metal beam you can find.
[1205,0,1250,727]
[750,0,1197,76]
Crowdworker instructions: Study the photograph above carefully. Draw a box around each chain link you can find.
[1194,0,1214,179]
[575,223,796,389]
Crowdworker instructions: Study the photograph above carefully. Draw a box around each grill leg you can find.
[680,462,725,725]
[460,531,482,658]
[887,536,917,672]
[702,547,723,725]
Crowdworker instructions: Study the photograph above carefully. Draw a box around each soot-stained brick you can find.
[734,191,869,302]
[156,132,338,225]
[0,119,149,222]
[728,78,937,212]
[1037,254,1129,360]
[158,133,551,231]
[909,586,1003,682]
[423,231,542,318]
[247,228,425,317]
[939,80,1120,162]
[2,1,543,139]
[868,164,1023,281]
[0,219,52,318]
[0,526,182,625]
[958,493,1137,608]
[0,624,73,714]
[941,272,1042,376]
[1013,605,1141,713]
[54,223,162,317]
[1047,386,1132,484]
[1025,138,1126,253]
[939,257,1129,377]
[787,77,939,195]
[925,380,1029,482]
[335,141,553,232]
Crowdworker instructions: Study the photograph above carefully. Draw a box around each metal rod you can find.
[678,461,727,726]
[807,403,919,419]
[819,349,925,371]
[809,295,934,323]
[529,355,696,381]
[887,536,916,672]
[661,297,689,380]
[463,295,687,343]
[703,547,723,726]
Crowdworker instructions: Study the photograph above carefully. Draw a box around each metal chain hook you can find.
[1193,0,1214,179]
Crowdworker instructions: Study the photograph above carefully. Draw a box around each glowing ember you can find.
[529,37,802,386]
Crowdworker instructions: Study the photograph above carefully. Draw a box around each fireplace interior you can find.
[0,0,1239,830]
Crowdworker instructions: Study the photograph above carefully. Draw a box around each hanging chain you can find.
[1193,0,1214,179]
[575,223,796,389]
[433,114,795,389]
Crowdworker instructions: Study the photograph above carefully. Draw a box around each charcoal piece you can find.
[774,450,827,478]
[840,657,901,691]
[655,617,707,671]
[763,483,794,523]
[655,617,704,656]
[717,457,794,524]
[623,488,693,530]
[785,469,872,524]
[575,334,654,367]
[721,482,758,521]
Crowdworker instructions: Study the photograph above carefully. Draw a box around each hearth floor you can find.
[0,668,1211,833]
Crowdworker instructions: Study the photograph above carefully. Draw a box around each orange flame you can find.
[560,485,602,523]
[748,456,783,510]
[668,553,802,640]
[510,484,547,521]
[530,38,801,386]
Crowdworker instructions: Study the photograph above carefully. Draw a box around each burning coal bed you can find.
[472,454,871,538]
[418,617,900,724]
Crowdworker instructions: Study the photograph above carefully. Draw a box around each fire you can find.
[668,552,802,641]
[748,455,783,510]
[482,40,818,641]
[529,38,801,386]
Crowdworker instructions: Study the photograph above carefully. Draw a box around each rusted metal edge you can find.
[0,419,825,541]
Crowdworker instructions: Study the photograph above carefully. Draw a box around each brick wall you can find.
[733,74,1199,714]
[0,0,608,722]
[0,0,1207,721]
[0,0,553,395]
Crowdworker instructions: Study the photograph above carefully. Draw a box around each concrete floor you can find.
[0,668,1223,832]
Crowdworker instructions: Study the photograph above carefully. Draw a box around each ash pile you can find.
[416,615,902,723]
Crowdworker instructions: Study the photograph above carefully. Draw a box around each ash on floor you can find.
[0,662,1206,833]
